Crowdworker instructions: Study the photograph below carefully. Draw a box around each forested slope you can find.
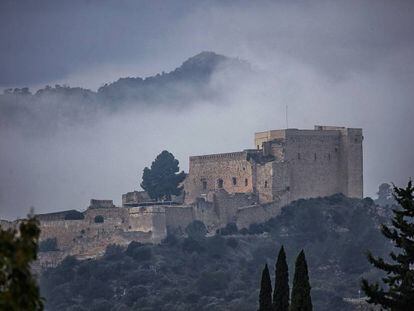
[40,194,391,311]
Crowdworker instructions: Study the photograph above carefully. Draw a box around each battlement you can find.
[190,151,247,162]
[254,125,362,148]
[88,199,115,209]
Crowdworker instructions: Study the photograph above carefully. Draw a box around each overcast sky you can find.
[1,0,413,219]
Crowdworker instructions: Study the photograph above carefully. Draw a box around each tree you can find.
[361,180,414,310]
[140,150,186,201]
[259,264,273,311]
[0,216,44,310]
[290,250,312,311]
[273,246,289,311]
[185,220,207,240]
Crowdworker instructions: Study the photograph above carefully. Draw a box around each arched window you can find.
[218,179,224,189]
[232,177,237,185]
[245,178,248,186]
[264,181,268,188]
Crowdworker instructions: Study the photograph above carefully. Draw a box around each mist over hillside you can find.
[0,52,251,131]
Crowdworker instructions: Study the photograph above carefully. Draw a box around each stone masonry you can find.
[184,125,363,205]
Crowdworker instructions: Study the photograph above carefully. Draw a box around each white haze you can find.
[1,0,413,219]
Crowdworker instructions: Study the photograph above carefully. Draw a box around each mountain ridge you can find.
[0,51,251,129]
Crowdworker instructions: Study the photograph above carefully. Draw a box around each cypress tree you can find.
[290,250,312,311]
[273,246,289,311]
[361,180,414,310]
[259,264,273,311]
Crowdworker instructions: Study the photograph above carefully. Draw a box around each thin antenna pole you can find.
[286,104,289,128]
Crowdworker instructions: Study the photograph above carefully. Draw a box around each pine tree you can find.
[290,250,312,311]
[0,215,44,310]
[273,246,289,311]
[361,180,414,310]
[259,264,273,311]
[140,150,186,201]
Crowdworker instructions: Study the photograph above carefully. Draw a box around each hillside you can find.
[0,52,251,130]
[97,51,250,107]
[40,194,392,311]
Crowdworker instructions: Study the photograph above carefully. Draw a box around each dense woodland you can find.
[40,194,392,311]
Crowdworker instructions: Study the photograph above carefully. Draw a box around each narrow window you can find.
[314,153,317,161]
[218,179,223,189]
[245,178,248,186]
[264,181,268,188]
[297,153,301,160]
[202,180,207,190]
[232,177,237,185]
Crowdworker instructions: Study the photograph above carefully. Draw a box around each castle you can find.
[184,125,363,205]
[1,125,363,266]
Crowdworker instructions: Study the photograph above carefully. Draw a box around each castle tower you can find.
[254,125,363,201]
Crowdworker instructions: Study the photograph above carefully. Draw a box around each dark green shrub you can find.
[248,223,265,234]
[226,237,238,249]
[219,222,238,235]
[125,242,152,261]
[94,215,104,223]
[197,271,229,294]
[182,238,205,253]
[90,299,111,311]
[239,228,249,235]
[124,286,148,306]
[162,233,179,246]
[206,235,226,258]
[104,244,124,260]
[185,220,207,240]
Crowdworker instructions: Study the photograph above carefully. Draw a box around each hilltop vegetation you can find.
[40,194,392,311]
[0,52,251,131]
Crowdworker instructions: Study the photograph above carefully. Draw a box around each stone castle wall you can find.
[255,161,274,203]
[165,205,194,233]
[28,205,168,265]
[340,128,364,198]
[184,152,254,204]
[235,201,282,229]
[283,129,343,201]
